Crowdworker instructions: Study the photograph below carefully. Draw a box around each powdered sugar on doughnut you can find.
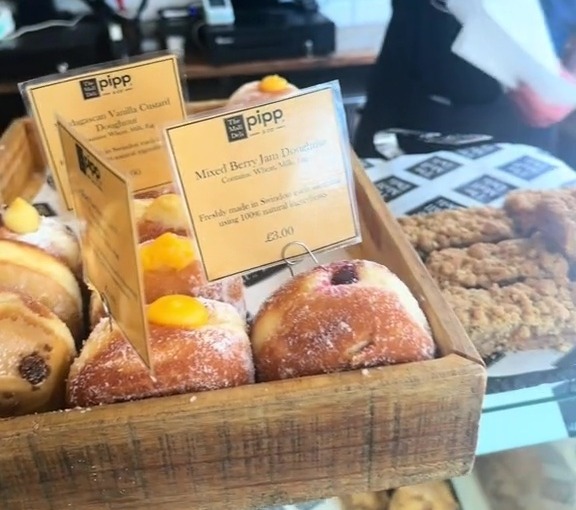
[68,297,254,407]
[251,259,435,381]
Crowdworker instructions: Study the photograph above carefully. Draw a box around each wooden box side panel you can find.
[352,157,483,365]
[0,355,484,510]
[0,118,45,203]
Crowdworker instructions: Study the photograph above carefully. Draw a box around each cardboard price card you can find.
[165,83,360,281]
[21,53,187,211]
[57,119,151,368]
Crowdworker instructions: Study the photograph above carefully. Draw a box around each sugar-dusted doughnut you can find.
[0,197,82,278]
[68,296,254,407]
[88,233,247,328]
[227,75,299,107]
[0,292,76,416]
[135,193,189,243]
[0,239,83,340]
[251,259,435,381]
[139,232,246,314]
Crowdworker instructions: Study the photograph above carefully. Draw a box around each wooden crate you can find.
[0,105,486,510]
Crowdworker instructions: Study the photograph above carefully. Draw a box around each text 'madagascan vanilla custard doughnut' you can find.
[67,296,255,407]
[0,238,83,340]
[0,292,76,417]
[227,74,299,107]
[0,197,82,278]
[251,259,435,381]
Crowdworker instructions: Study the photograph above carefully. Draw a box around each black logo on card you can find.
[407,196,464,215]
[79,74,133,100]
[406,156,461,180]
[374,176,416,202]
[498,156,556,181]
[224,107,285,142]
[224,114,248,142]
[456,144,501,160]
[75,144,102,188]
[456,175,516,204]
[32,203,56,217]
[79,78,99,100]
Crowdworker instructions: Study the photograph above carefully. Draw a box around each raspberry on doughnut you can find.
[251,259,435,381]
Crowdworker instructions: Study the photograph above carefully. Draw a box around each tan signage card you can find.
[21,53,186,211]
[57,119,151,368]
[165,84,359,281]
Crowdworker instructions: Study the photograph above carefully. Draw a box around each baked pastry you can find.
[398,207,517,256]
[67,295,254,407]
[0,292,76,417]
[133,184,177,200]
[0,197,82,278]
[88,234,247,328]
[389,482,459,510]
[227,75,299,107]
[251,259,435,381]
[139,232,246,313]
[504,187,576,236]
[0,239,83,340]
[135,193,189,243]
[339,492,390,510]
[425,236,569,290]
[441,279,576,357]
[531,192,576,262]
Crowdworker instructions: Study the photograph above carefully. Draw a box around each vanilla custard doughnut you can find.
[68,296,254,407]
[0,239,83,340]
[140,233,246,314]
[0,197,82,277]
[251,259,435,381]
[227,75,299,107]
[136,193,189,243]
[87,233,247,329]
[0,292,76,416]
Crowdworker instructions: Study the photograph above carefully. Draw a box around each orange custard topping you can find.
[140,233,195,272]
[147,295,209,328]
[2,197,41,234]
[259,75,289,93]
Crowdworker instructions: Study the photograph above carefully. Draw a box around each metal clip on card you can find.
[281,241,319,278]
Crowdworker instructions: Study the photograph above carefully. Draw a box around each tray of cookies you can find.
[360,145,576,395]
[0,94,485,510]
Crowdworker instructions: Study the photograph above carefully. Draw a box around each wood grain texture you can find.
[0,106,486,510]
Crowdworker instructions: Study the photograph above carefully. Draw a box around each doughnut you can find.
[0,197,82,278]
[389,482,459,510]
[67,295,254,407]
[227,75,299,107]
[133,184,177,200]
[0,292,76,416]
[140,232,246,312]
[135,193,189,243]
[0,239,83,340]
[251,259,435,381]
